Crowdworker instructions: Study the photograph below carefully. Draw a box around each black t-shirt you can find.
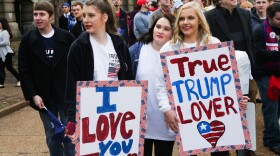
[42,35,55,64]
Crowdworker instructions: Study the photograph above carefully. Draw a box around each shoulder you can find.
[209,36,221,44]
[160,41,173,53]
[204,8,218,17]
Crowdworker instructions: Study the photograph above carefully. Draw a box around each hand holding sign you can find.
[164,109,179,131]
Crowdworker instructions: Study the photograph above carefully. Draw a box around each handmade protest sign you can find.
[160,41,251,155]
[75,81,147,156]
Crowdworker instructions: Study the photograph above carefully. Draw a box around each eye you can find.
[179,17,185,21]
[164,27,171,31]
[156,25,162,29]
[188,16,195,20]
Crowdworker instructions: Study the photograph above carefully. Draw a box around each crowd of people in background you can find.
[1,0,280,155]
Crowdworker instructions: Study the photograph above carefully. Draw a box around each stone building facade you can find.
[0,0,136,38]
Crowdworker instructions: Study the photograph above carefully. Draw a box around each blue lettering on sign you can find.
[99,139,133,156]
[172,74,232,103]
[96,87,118,114]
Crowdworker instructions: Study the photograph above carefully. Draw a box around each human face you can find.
[113,0,122,7]
[160,0,171,9]
[269,12,280,28]
[33,10,52,30]
[219,0,238,10]
[83,5,107,35]
[254,0,269,14]
[178,8,199,41]
[0,22,2,30]
[62,6,70,14]
[153,17,172,46]
[72,5,83,19]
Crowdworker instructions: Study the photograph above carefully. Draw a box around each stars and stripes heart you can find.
[197,120,225,147]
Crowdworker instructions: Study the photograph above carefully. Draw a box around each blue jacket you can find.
[129,41,144,78]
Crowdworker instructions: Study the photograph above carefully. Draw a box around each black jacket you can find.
[66,32,134,122]
[71,19,85,38]
[251,7,264,31]
[118,9,129,43]
[205,6,256,76]
[254,23,280,79]
[18,26,75,110]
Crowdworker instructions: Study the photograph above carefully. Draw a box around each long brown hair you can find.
[171,2,212,46]
[0,18,13,39]
[85,0,118,35]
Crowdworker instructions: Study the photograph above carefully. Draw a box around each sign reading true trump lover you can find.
[160,41,251,155]
[75,81,147,156]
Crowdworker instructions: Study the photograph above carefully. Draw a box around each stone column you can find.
[0,0,20,38]
[21,0,34,34]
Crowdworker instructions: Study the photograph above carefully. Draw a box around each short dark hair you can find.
[267,2,280,18]
[33,1,54,17]
[212,0,221,6]
[72,1,83,9]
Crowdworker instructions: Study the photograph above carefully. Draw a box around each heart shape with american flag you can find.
[197,120,225,147]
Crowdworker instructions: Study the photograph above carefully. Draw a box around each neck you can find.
[140,7,148,12]
[221,5,235,14]
[183,33,198,44]
[257,11,266,19]
[116,6,120,12]
[151,41,162,51]
[38,24,53,35]
[91,31,107,46]
[77,16,83,21]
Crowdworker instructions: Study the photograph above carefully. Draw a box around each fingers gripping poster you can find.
[75,81,148,156]
[160,41,251,155]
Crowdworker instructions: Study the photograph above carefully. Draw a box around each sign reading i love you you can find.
[75,81,147,156]
[160,41,251,155]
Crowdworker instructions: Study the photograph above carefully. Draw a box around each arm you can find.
[134,15,149,35]
[156,45,179,131]
[0,30,10,47]
[122,41,135,80]
[65,41,82,123]
[18,32,37,101]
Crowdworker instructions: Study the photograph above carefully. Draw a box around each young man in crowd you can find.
[205,0,257,155]
[71,1,85,38]
[251,0,269,30]
[254,3,280,155]
[18,1,75,155]
[59,2,76,31]
[149,0,172,28]
[113,0,129,43]
[134,0,151,39]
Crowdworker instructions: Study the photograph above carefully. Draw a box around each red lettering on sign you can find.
[121,111,135,139]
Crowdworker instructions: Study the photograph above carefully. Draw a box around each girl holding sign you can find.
[156,2,249,156]
[156,1,220,135]
[65,0,134,142]
[129,14,176,156]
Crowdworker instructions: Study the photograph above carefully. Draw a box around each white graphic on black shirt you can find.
[45,49,54,59]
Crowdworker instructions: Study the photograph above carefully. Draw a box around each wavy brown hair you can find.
[171,2,212,46]
[85,0,118,35]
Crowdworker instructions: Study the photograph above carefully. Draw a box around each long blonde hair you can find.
[171,2,212,46]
